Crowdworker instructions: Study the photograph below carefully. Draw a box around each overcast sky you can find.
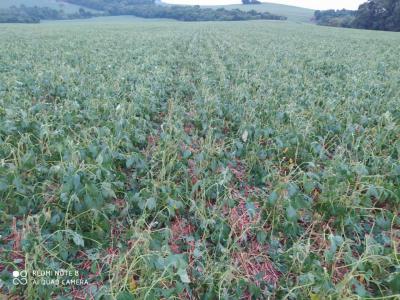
[163,0,366,10]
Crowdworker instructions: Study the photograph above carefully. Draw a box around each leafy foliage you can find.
[242,0,262,5]
[0,5,96,23]
[108,5,286,21]
[315,0,400,32]
[65,0,286,22]
[0,20,399,299]
[314,9,356,28]
[353,0,400,31]
[0,0,286,23]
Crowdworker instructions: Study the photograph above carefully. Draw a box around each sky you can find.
[162,0,366,10]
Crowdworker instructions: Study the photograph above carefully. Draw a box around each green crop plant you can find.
[0,21,399,299]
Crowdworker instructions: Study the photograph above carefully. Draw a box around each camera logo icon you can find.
[12,270,28,286]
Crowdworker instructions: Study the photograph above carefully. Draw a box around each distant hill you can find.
[0,0,303,23]
[207,2,314,23]
[0,1,313,23]
[0,0,98,13]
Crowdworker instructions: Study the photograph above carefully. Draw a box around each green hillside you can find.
[208,2,315,23]
[0,0,97,13]
[0,1,312,23]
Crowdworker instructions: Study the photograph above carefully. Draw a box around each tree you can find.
[242,0,261,5]
[1,0,286,23]
[315,0,400,32]
[314,9,356,28]
[352,0,400,31]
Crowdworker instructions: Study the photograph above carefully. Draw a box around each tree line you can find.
[0,5,95,23]
[107,5,285,21]
[315,0,400,31]
[64,0,286,21]
[0,0,286,23]
[314,9,356,28]
[242,0,262,4]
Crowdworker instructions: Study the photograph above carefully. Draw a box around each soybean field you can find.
[0,21,399,299]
